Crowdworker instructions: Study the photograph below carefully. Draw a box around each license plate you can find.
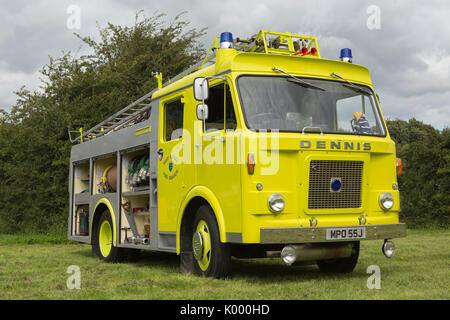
[326,227,366,240]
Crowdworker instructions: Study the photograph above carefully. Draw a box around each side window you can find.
[336,95,381,134]
[362,96,380,134]
[336,96,359,132]
[164,98,184,141]
[225,86,237,131]
[205,83,237,133]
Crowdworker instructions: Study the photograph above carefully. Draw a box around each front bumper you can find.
[260,223,406,244]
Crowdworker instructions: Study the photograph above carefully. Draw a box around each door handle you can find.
[157,148,164,160]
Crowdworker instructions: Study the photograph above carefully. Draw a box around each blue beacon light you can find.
[220,32,233,49]
[340,48,353,63]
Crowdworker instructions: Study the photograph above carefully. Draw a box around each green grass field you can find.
[0,229,448,300]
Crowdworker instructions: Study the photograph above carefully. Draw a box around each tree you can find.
[387,119,450,228]
[0,12,206,234]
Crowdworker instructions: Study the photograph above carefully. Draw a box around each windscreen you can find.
[237,76,386,136]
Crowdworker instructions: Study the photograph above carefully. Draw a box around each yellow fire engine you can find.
[68,30,406,277]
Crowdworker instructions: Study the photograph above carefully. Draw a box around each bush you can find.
[387,119,450,228]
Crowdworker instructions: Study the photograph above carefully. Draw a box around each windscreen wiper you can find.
[273,67,326,91]
[330,72,372,95]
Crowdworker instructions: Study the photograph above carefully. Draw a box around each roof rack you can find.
[234,30,320,57]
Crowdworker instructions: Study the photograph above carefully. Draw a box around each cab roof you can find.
[152,51,373,99]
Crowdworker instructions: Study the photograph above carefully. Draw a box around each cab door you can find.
[196,81,241,236]
[158,96,186,231]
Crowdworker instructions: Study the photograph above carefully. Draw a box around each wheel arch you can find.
[91,198,117,246]
[176,186,226,254]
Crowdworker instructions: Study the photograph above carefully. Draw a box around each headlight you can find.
[379,192,394,211]
[382,240,395,258]
[268,193,285,213]
[281,246,297,265]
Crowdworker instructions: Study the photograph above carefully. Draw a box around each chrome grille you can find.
[308,160,363,209]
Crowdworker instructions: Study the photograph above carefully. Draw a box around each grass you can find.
[0,229,448,300]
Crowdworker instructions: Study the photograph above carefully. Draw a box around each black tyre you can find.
[190,205,231,278]
[316,241,360,273]
[92,210,126,263]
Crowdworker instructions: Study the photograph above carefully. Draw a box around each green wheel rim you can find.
[99,220,112,257]
[196,220,212,271]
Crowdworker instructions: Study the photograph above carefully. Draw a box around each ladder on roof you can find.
[76,88,156,142]
[74,52,217,143]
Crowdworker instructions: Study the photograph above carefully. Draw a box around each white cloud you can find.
[382,90,450,129]
[0,68,42,110]
[0,0,448,129]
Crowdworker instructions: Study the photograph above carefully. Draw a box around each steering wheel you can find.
[350,119,356,132]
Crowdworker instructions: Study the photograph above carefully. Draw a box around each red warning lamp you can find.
[292,46,318,57]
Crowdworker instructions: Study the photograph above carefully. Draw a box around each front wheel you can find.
[191,205,231,278]
[316,241,360,273]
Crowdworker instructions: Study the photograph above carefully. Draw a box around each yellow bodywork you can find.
[151,37,400,253]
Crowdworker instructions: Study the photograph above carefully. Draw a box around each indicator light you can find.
[396,158,403,175]
[247,153,255,174]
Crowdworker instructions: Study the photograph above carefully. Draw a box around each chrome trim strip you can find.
[260,223,406,244]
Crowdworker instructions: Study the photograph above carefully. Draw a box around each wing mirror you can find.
[196,104,209,121]
[194,77,209,101]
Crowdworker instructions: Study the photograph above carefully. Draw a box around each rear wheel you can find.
[316,241,360,273]
[93,210,126,262]
[191,205,231,278]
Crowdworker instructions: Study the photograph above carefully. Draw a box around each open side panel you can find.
[69,159,91,242]
[114,99,167,251]
[93,155,117,195]
[119,146,151,246]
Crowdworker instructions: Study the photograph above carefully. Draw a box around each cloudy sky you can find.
[0,0,449,129]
